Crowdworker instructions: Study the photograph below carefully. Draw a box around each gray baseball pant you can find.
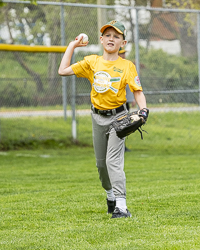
[91,109,128,198]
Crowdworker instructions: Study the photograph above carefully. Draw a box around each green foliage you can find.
[0,0,5,7]
[145,50,196,79]
[0,1,116,47]
[128,46,198,79]
[166,0,200,9]
[0,52,48,78]
[0,78,63,107]
[0,51,63,107]
[0,81,35,107]
[1,52,28,78]
[135,0,148,6]
[127,46,198,104]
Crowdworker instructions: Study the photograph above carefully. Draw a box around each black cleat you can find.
[107,199,116,214]
[111,207,132,218]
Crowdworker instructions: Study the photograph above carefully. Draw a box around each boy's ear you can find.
[100,36,103,44]
[121,40,127,47]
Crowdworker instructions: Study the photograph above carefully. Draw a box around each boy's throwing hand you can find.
[74,34,89,47]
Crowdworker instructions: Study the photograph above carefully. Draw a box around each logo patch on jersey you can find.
[113,67,123,73]
[93,71,121,93]
[135,76,141,87]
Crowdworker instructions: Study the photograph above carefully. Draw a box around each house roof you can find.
[149,0,179,41]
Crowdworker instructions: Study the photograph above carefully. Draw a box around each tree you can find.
[0,0,115,93]
[3,3,45,92]
[165,0,200,57]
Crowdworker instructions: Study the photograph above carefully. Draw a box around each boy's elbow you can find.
[58,68,64,76]
[58,66,73,76]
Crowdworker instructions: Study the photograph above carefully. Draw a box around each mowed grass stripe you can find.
[0,147,200,249]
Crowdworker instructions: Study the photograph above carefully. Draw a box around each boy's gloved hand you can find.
[138,108,149,121]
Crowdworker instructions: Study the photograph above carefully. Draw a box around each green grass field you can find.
[0,112,200,249]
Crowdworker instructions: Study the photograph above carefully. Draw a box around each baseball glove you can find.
[109,109,149,139]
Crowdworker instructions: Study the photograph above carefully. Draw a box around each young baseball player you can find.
[58,20,149,218]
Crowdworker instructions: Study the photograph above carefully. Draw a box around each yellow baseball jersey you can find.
[71,55,143,110]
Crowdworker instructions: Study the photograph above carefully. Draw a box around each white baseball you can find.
[78,33,88,44]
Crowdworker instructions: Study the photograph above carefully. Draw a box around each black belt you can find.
[91,104,126,116]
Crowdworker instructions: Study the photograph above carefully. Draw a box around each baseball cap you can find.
[119,47,126,54]
[100,20,126,39]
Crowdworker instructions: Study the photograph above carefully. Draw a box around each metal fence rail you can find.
[0,1,200,145]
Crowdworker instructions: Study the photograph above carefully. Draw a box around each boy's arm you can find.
[133,90,147,110]
[134,90,149,121]
[58,36,88,76]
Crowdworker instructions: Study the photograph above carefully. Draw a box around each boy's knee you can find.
[96,159,112,190]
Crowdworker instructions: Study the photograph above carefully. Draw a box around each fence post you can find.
[71,53,77,141]
[60,4,67,120]
[97,0,107,55]
[134,8,140,78]
[198,12,200,106]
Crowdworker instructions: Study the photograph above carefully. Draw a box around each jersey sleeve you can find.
[127,62,143,92]
[71,55,95,83]
[71,60,90,78]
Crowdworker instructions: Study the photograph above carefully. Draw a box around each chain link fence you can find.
[0,1,200,147]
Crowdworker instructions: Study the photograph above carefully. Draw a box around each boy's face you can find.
[100,27,127,54]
